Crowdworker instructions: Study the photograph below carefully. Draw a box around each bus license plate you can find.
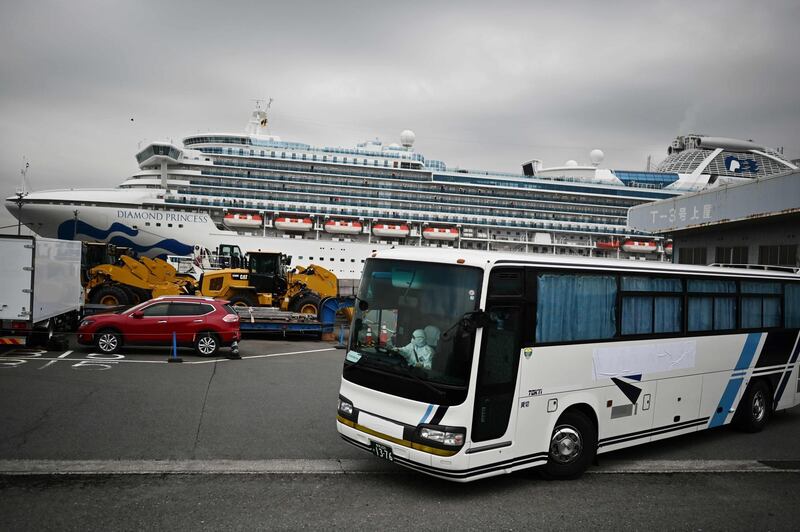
[371,442,394,462]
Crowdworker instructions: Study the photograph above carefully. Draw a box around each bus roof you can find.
[370,248,800,281]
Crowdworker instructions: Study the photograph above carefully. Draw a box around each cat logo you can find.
[232,273,249,281]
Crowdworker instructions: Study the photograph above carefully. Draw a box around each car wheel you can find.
[542,410,597,480]
[733,379,771,433]
[95,329,121,354]
[195,332,219,357]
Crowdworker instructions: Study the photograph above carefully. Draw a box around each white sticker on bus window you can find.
[592,340,696,381]
[346,350,362,363]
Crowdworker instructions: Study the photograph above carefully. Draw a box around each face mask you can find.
[412,336,426,348]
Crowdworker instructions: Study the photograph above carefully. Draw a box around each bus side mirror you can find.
[462,310,489,332]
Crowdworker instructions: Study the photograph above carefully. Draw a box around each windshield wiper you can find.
[391,357,445,400]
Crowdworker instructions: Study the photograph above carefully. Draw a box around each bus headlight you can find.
[419,426,465,447]
[338,397,354,416]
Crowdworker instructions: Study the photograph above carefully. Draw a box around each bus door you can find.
[471,268,529,444]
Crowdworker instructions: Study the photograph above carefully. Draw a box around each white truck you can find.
[0,235,83,347]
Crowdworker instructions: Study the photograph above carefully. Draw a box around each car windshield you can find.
[346,259,483,391]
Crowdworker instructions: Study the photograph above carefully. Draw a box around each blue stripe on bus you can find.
[709,333,762,428]
[735,333,762,371]
[773,332,800,407]
[419,404,434,425]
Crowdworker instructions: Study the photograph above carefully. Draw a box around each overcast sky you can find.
[2,0,799,232]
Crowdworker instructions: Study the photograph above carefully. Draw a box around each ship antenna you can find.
[15,158,30,235]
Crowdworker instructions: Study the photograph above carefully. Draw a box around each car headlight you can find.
[79,319,94,328]
[419,426,465,447]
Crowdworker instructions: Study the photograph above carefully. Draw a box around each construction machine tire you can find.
[121,286,151,305]
[228,293,258,308]
[289,292,322,315]
[90,285,130,306]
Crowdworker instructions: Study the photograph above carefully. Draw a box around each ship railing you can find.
[709,263,800,274]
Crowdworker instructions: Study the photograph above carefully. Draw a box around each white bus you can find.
[336,248,800,481]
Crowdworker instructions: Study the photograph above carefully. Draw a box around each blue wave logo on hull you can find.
[57,220,193,257]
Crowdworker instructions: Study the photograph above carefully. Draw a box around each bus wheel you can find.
[733,379,771,433]
[543,410,596,480]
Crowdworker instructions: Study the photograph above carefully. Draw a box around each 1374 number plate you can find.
[371,441,393,462]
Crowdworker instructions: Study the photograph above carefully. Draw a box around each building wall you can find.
[672,214,800,268]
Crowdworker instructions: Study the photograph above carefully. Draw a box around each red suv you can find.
[77,296,240,356]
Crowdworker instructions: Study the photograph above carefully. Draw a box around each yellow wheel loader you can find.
[198,251,338,315]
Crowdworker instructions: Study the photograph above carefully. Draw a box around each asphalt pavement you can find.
[2,338,800,530]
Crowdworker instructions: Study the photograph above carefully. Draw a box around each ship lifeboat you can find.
[621,239,658,253]
[664,241,673,255]
[274,217,313,231]
[595,238,620,250]
[372,223,410,238]
[223,213,263,229]
[423,227,459,241]
[325,220,363,235]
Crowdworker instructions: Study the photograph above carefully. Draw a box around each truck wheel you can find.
[95,329,121,354]
[289,293,321,315]
[542,410,597,480]
[195,332,219,356]
[733,379,771,433]
[228,293,257,308]
[90,285,130,306]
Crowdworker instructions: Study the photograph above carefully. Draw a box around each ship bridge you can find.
[135,142,183,189]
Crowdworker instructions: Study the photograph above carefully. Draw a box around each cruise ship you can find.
[6,103,797,280]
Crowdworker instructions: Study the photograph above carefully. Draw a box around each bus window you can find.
[687,279,736,332]
[621,276,682,335]
[786,283,800,328]
[741,281,782,329]
[536,273,616,343]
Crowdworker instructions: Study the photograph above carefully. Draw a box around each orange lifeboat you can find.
[372,223,410,238]
[595,238,620,250]
[325,220,363,235]
[621,239,657,253]
[223,213,263,228]
[274,217,313,231]
[423,227,459,241]
[664,241,673,255]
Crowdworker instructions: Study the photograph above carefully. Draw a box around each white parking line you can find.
[187,347,337,364]
[38,350,73,369]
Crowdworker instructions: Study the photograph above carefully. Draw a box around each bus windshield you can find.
[345,259,483,401]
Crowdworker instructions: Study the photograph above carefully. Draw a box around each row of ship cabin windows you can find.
[133,223,184,229]
[492,270,800,345]
[226,147,415,168]
[296,256,366,264]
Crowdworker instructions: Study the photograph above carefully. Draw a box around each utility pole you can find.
[73,210,79,239]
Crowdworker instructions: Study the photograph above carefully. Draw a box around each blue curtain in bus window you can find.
[654,296,682,333]
[621,276,682,292]
[536,273,617,343]
[742,297,762,328]
[688,297,712,331]
[786,284,800,328]
[622,297,652,335]
[741,281,782,294]
[688,279,736,293]
[714,297,736,330]
[763,297,781,327]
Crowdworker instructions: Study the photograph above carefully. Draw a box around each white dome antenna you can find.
[400,129,416,148]
[590,149,605,167]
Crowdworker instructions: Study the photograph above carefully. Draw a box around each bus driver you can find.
[397,329,434,370]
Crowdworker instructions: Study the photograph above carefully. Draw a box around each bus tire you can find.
[733,379,771,433]
[543,410,597,480]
